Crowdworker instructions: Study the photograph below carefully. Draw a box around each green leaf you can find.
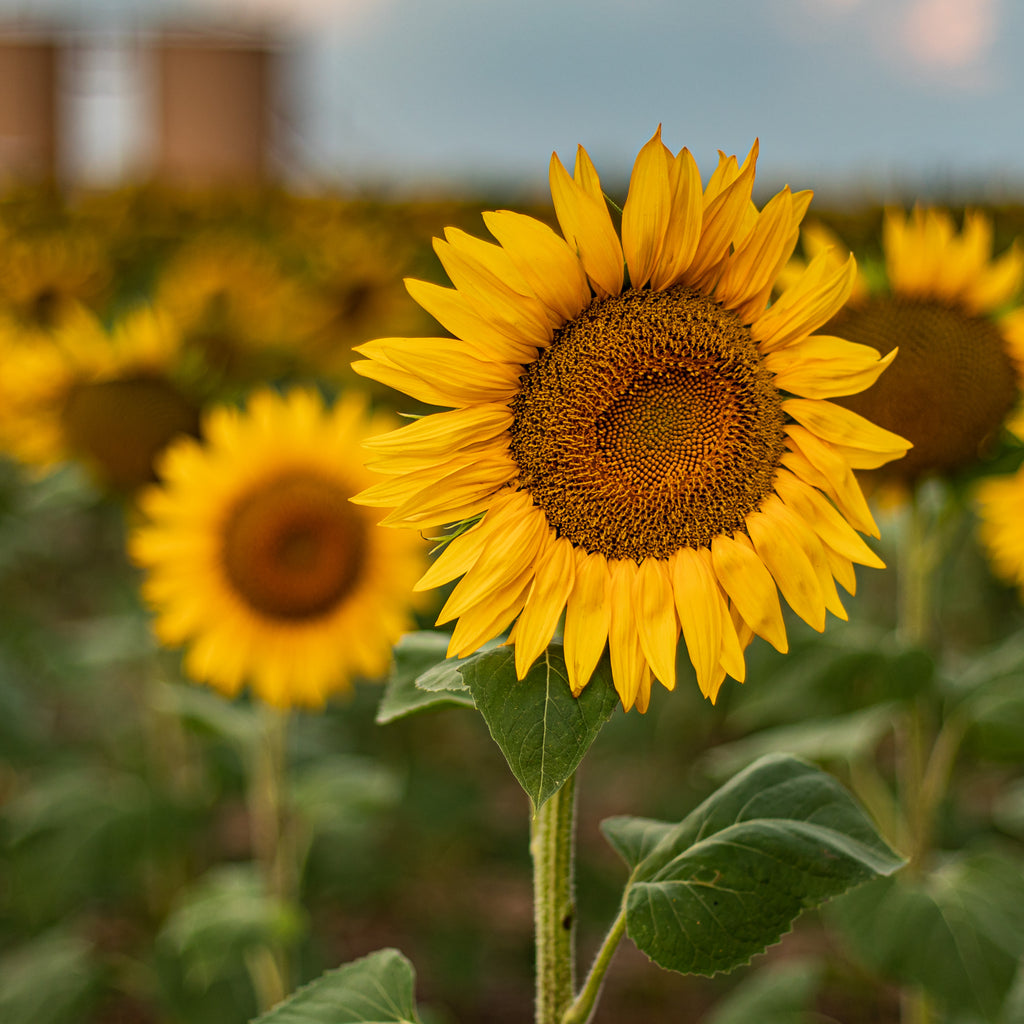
[603,754,904,977]
[827,850,1024,1020]
[251,948,420,1024]
[289,756,402,837]
[459,643,619,812]
[375,632,475,724]
[602,817,676,872]
[700,704,898,781]
[962,674,1024,761]
[0,929,99,1024]
[159,864,306,992]
[702,958,823,1024]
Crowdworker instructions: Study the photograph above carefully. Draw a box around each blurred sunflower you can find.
[285,210,428,378]
[154,231,322,383]
[353,129,909,711]
[975,464,1024,599]
[0,230,111,330]
[792,208,1024,484]
[0,304,200,491]
[130,388,426,708]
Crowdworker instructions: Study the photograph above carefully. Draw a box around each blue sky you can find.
[7,0,1024,199]
[278,0,1024,200]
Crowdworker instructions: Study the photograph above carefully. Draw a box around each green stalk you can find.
[531,775,577,1024]
[247,707,294,1011]
[894,490,945,1024]
[562,905,626,1024]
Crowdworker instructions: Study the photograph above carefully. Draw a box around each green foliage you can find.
[251,949,420,1024]
[459,643,619,813]
[602,754,904,976]
[702,958,823,1024]
[158,865,307,993]
[375,631,476,723]
[828,850,1024,1020]
[0,929,99,1024]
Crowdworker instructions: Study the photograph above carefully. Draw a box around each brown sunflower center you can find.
[508,285,786,561]
[221,472,366,621]
[60,376,201,492]
[832,297,1018,479]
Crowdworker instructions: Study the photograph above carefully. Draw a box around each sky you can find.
[5,0,1024,200]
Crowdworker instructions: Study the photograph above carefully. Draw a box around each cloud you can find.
[192,0,394,33]
[900,0,996,70]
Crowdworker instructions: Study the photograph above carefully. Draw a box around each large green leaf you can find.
[602,754,904,977]
[827,850,1024,1020]
[252,949,420,1024]
[375,632,475,724]
[459,643,619,813]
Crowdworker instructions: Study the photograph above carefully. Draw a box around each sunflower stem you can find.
[531,775,577,1024]
[248,706,295,1011]
[561,904,626,1024]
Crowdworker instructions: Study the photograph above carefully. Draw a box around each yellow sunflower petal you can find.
[413,489,529,591]
[513,535,576,678]
[363,403,513,459]
[765,336,898,399]
[437,504,549,624]
[433,235,555,342]
[564,549,612,696]
[684,140,758,286]
[784,425,879,537]
[621,128,671,290]
[632,556,678,690]
[549,149,624,298]
[670,547,722,698]
[403,277,542,364]
[784,398,912,464]
[752,251,857,353]
[710,533,788,653]
[447,573,534,659]
[352,337,521,408]
[772,468,885,568]
[482,210,591,322]
[715,186,798,315]
[608,559,649,710]
[745,500,827,631]
[649,145,702,290]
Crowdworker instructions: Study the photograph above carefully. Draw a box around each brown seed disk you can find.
[832,297,1019,480]
[221,472,366,620]
[508,285,786,561]
[61,376,201,492]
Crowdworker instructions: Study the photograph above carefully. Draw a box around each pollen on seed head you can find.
[508,284,786,561]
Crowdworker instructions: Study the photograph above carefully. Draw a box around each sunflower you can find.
[0,229,111,329]
[352,129,909,711]
[129,387,427,708]
[154,231,322,382]
[795,208,1024,483]
[975,463,1024,600]
[0,304,201,491]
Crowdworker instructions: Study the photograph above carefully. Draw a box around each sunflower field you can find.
[4,145,1024,1024]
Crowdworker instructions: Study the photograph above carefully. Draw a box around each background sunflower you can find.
[130,387,427,708]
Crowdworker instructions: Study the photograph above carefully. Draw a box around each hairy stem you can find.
[531,776,577,1024]
[562,905,626,1024]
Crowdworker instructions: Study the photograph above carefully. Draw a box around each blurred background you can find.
[0,0,1022,196]
[3,3,1024,1024]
